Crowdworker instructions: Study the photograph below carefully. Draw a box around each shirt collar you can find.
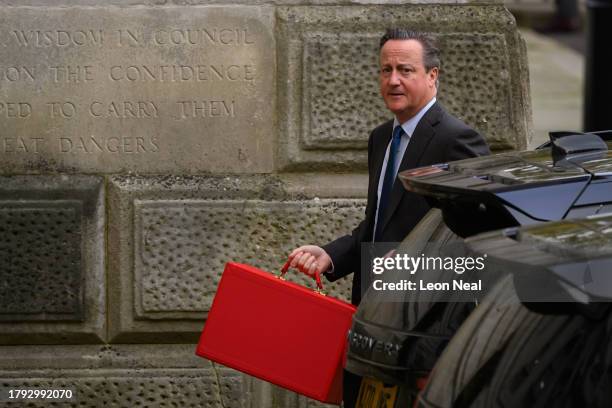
[392,97,437,137]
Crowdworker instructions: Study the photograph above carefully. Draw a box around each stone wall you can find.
[0,1,531,406]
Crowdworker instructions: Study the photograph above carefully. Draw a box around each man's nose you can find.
[389,69,400,85]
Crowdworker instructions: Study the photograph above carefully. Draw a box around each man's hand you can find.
[287,245,332,279]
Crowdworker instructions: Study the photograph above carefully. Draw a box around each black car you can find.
[346,131,612,407]
[418,215,612,407]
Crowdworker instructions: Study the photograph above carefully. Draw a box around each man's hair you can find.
[379,29,440,72]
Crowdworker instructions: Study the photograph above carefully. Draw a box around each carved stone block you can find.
[277,5,531,171]
[0,6,275,174]
[0,201,82,320]
[0,176,105,344]
[108,175,363,341]
[0,344,244,408]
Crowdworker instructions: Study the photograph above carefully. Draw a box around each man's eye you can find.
[400,68,412,75]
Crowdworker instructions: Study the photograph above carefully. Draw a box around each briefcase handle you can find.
[280,261,325,295]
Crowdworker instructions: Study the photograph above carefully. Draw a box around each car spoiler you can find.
[398,131,612,237]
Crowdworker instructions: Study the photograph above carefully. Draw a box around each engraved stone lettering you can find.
[109,64,255,82]
[59,135,159,154]
[0,8,274,173]
[117,29,142,46]
[89,101,159,118]
[11,30,104,47]
[0,66,35,81]
[47,102,76,118]
[238,148,247,161]
[0,102,31,118]
[50,66,95,83]
[152,28,255,46]
[176,100,235,118]
[2,136,45,153]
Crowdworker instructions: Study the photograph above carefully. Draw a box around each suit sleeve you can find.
[321,130,376,282]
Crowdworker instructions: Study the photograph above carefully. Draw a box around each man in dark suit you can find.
[287,28,489,406]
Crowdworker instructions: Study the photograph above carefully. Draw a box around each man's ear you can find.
[428,67,439,87]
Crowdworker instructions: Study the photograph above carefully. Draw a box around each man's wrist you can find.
[323,259,334,276]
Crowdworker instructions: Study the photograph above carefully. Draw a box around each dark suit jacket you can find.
[322,102,490,305]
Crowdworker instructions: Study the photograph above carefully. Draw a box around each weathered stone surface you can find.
[135,199,361,318]
[0,176,105,344]
[243,381,338,408]
[0,343,350,407]
[0,6,275,174]
[0,0,503,5]
[0,344,245,407]
[302,33,389,151]
[0,202,81,320]
[0,2,528,406]
[108,175,363,341]
[277,5,532,171]
[0,342,345,408]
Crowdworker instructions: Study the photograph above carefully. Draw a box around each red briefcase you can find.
[196,262,356,404]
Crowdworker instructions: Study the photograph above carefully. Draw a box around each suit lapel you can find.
[371,121,393,197]
[379,103,442,233]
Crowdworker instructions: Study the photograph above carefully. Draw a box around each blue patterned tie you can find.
[375,126,404,242]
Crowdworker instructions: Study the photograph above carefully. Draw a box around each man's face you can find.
[379,39,438,123]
